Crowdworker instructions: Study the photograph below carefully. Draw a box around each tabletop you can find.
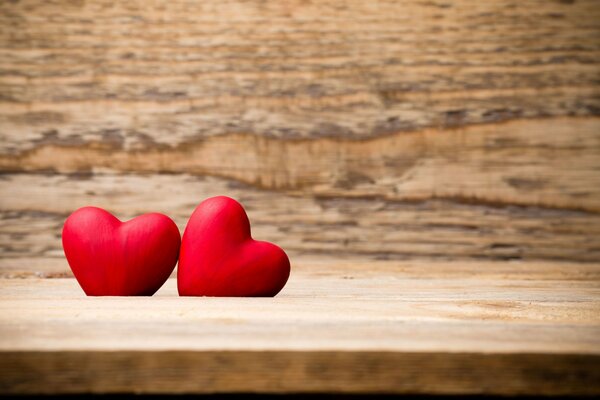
[1,259,599,395]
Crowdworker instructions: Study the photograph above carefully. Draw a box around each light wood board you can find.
[1,261,599,395]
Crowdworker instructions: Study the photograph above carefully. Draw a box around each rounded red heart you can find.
[178,196,290,297]
[62,207,180,296]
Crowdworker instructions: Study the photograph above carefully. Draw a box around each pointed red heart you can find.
[178,196,290,297]
[62,207,180,296]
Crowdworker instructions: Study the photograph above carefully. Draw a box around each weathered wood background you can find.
[1,0,600,276]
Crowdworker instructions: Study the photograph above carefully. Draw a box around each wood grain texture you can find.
[1,172,600,279]
[1,0,600,257]
[1,0,599,149]
[1,118,600,212]
[1,261,600,395]
[0,1,599,269]
[2,351,599,395]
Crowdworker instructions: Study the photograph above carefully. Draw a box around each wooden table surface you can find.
[1,260,599,395]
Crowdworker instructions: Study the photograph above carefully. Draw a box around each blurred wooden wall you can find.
[0,0,599,276]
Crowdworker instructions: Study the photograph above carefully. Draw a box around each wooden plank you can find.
[2,276,600,353]
[1,118,599,212]
[2,351,599,396]
[0,1,599,212]
[1,0,599,148]
[1,172,600,279]
[1,262,599,395]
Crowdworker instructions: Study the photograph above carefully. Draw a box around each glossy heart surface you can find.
[178,196,290,297]
[62,207,180,296]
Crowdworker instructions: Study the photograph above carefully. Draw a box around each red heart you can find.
[62,207,180,296]
[178,196,290,297]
